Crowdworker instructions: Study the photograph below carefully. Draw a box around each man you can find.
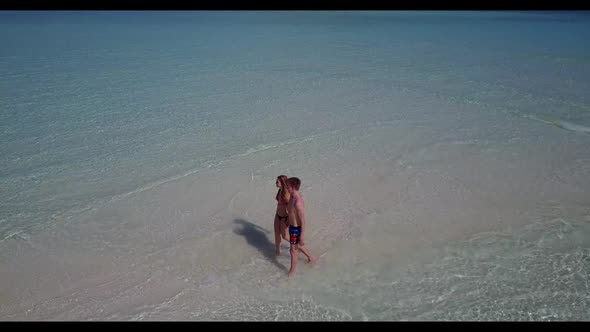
[286,177,316,277]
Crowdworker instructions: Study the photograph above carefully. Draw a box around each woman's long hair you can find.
[276,175,290,203]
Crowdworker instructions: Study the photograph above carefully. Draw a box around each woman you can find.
[274,175,290,256]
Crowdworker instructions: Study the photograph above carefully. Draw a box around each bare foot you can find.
[275,249,281,257]
[307,256,316,264]
[288,270,295,278]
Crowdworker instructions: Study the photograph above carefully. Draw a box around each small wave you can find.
[554,120,590,133]
[108,137,316,203]
[520,113,590,134]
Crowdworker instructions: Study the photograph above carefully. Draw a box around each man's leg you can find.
[288,244,298,277]
[298,246,316,264]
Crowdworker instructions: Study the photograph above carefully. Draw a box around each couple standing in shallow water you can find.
[274,175,316,277]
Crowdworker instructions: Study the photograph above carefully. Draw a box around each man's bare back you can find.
[287,193,302,227]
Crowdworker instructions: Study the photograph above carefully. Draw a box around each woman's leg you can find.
[280,221,289,242]
[274,215,281,256]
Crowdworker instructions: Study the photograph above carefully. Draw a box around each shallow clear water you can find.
[0,11,589,320]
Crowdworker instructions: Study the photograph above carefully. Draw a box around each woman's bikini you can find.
[276,190,289,224]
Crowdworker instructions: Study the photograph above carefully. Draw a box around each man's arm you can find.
[296,200,306,244]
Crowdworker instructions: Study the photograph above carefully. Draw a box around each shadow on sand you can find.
[233,218,288,273]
